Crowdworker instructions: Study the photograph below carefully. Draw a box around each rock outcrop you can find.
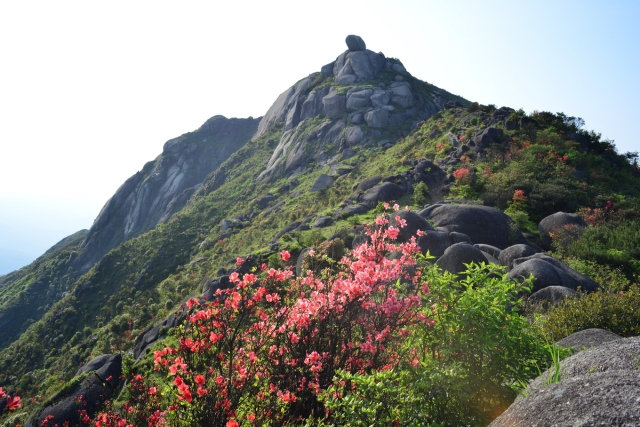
[256,36,467,183]
[74,115,260,272]
[490,334,640,427]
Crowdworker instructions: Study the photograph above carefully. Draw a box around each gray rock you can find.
[36,373,122,427]
[521,336,640,400]
[345,125,364,145]
[322,89,347,119]
[345,35,366,51]
[312,216,334,228]
[512,253,599,292]
[351,112,364,124]
[73,115,261,273]
[449,231,472,244]
[301,87,330,120]
[346,89,373,111]
[436,243,488,276]
[390,210,435,242]
[388,82,414,107]
[356,176,382,192]
[310,174,335,192]
[423,204,526,249]
[257,194,276,208]
[391,63,407,74]
[470,127,504,149]
[417,230,452,257]
[528,286,577,307]
[371,87,390,108]
[365,108,389,127]
[284,98,302,131]
[498,244,537,270]
[360,183,405,208]
[507,255,598,293]
[538,211,588,250]
[352,235,368,250]
[76,354,121,379]
[295,247,312,277]
[349,51,376,80]
[490,370,640,427]
[321,62,335,77]
[334,203,370,219]
[480,251,500,265]
[557,328,622,351]
[474,244,502,259]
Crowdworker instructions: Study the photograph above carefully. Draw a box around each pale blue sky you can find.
[1,0,638,274]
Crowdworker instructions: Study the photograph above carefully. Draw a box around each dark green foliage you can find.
[542,286,640,341]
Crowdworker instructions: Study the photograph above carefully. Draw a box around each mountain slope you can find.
[0,35,638,425]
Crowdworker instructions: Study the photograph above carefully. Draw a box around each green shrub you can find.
[413,181,430,207]
[542,286,640,341]
[319,262,551,426]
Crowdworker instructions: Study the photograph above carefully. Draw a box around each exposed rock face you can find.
[436,243,488,277]
[491,336,640,427]
[254,36,467,183]
[29,355,122,427]
[74,115,260,272]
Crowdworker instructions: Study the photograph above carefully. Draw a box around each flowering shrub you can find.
[452,168,469,181]
[93,212,431,426]
[0,387,21,413]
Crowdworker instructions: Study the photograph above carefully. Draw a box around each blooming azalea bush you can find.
[0,387,21,413]
[92,210,433,426]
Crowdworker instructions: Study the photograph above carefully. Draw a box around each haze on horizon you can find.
[1,0,638,275]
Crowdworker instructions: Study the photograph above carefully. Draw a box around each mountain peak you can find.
[345,34,366,51]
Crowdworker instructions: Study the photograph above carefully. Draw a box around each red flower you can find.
[280,250,291,262]
[5,395,21,412]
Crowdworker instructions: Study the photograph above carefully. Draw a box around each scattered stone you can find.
[312,216,334,228]
[356,175,382,192]
[322,89,347,119]
[528,286,577,307]
[391,210,434,242]
[449,231,472,244]
[436,243,487,277]
[508,254,599,293]
[538,211,588,250]
[423,204,526,249]
[345,125,365,145]
[360,183,405,208]
[417,230,452,257]
[498,244,537,270]
[310,174,335,192]
[474,244,502,259]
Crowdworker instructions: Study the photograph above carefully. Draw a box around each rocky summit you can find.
[1,35,639,427]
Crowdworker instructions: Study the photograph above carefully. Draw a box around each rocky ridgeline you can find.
[257,35,462,183]
[73,115,261,272]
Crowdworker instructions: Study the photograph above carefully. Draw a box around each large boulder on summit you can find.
[76,354,121,378]
[538,211,587,250]
[436,243,488,276]
[345,34,366,51]
[507,253,599,293]
[422,203,526,249]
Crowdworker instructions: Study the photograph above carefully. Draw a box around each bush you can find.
[318,263,551,426]
[542,285,640,341]
[413,181,430,207]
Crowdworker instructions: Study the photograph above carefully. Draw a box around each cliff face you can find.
[74,115,261,272]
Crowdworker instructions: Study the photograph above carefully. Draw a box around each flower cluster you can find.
[0,387,21,413]
[92,214,431,426]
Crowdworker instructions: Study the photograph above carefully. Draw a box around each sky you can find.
[1,0,639,274]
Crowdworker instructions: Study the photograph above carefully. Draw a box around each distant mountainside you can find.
[1,35,638,427]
